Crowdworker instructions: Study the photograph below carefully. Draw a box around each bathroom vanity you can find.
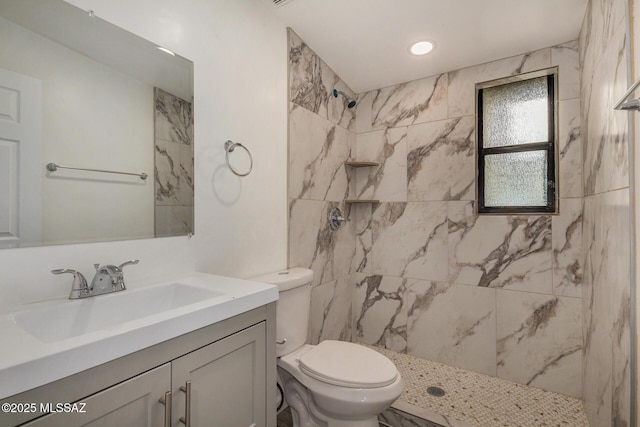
[0,273,278,427]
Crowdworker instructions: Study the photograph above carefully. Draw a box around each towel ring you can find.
[224,140,253,177]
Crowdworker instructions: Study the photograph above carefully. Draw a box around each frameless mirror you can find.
[0,0,194,249]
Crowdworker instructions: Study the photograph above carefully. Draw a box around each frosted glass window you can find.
[476,70,556,213]
[482,77,549,148]
[484,151,547,207]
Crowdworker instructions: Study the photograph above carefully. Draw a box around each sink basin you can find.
[12,282,224,343]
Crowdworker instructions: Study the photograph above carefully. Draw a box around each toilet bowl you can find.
[252,268,403,427]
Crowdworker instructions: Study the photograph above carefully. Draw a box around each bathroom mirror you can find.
[0,0,194,249]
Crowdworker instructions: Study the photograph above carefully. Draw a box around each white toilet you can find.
[252,268,403,427]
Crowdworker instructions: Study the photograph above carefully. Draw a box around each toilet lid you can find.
[298,341,398,388]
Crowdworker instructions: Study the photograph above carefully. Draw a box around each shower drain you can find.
[426,386,446,397]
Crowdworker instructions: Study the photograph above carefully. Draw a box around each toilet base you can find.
[284,375,379,427]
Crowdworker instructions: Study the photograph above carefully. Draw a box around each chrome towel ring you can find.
[224,140,253,177]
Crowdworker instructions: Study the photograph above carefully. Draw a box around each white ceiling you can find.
[267,0,589,93]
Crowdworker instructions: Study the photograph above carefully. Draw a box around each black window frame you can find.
[476,69,557,214]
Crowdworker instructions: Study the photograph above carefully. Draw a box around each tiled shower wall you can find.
[350,44,584,398]
[287,30,586,397]
[288,30,357,343]
[579,0,631,425]
[154,88,194,237]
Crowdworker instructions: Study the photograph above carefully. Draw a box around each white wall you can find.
[0,0,288,310]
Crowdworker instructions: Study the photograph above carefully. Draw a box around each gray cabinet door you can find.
[171,322,266,427]
[23,363,171,427]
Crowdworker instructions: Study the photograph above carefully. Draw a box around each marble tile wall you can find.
[351,41,585,398]
[154,88,194,237]
[287,30,357,343]
[579,0,632,425]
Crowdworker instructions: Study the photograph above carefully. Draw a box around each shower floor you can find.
[371,346,590,427]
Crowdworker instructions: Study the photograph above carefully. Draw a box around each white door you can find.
[0,67,42,248]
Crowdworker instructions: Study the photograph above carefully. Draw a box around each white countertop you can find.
[0,272,278,399]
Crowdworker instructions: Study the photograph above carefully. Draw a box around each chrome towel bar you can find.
[46,162,148,180]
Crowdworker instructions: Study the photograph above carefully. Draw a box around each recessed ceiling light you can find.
[157,46,176,56]
[409,40,435,56]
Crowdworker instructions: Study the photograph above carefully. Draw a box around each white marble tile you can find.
[288,103,352,202]
[582,195,613,426]
[496,290,582,397]
[288,199,355,287]
[355,90,375,133]
[551,40,580,101]
[289,29,356,131]
[353,203,372,274]
[155,138,180,206]
[407,117,475,201]
[582,13,629,196]
[370,202,448,280]
[154,87,193,146]
[309,275,352,344]
[552,198,583,298]
[448,201,552,293]
[559,99,583,198]
[355,127,408,201]
[367,74,448,131]
[325,62,356,131]
[352,274,408,352]
[448,48,551,118]
[155,205,193,237]
[406,280,496,376]
[288,30,328,120]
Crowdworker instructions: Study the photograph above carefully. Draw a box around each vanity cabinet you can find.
[172,323,266,427]
[22,364,171,427]
[1,304,276,427]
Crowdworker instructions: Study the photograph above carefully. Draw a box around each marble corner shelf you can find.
[344,199,379,204]
[344,161,380,168]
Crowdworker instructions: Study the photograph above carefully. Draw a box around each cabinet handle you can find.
[158,391,171,427]
[179,381,191,426]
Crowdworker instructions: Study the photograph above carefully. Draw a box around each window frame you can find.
[476,68,558,215]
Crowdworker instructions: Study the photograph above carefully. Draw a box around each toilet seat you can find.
[298,340,398,388]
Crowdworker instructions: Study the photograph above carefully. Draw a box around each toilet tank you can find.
[251,268,313,357]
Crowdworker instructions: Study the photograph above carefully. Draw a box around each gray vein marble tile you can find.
[352,203,373,274]
[448,201,552,292]
[496,291,582,397]
[581,13,629,196]
[353,274,408,352]
[355,127,408,201]
[288,199,355,287]
[551,40,580,101]
[288,29,356,130]
[552,198,583,297]
[559,99,583,198]
[289,30,328,119]
[407,116,475,201]
[448,48,551,118]
[289,103,352,202]
[309,275,352,344]
[406,280,496,376]
[359,74,448,132]
[370,202,448,280]
[154,87,193,146]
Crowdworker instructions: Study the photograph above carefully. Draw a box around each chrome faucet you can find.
[52,260,139,299]
[51,269,90,299]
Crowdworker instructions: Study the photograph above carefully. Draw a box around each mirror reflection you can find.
[0,0,194,249]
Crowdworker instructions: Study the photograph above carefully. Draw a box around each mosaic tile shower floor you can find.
[371,346,590,427]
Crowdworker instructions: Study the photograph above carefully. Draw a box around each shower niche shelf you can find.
[344,199,379,204]
[345,161,380,168]
[344,161,380,204]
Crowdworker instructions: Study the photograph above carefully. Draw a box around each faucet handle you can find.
[118,260,139,270]
[51,269,89,299]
